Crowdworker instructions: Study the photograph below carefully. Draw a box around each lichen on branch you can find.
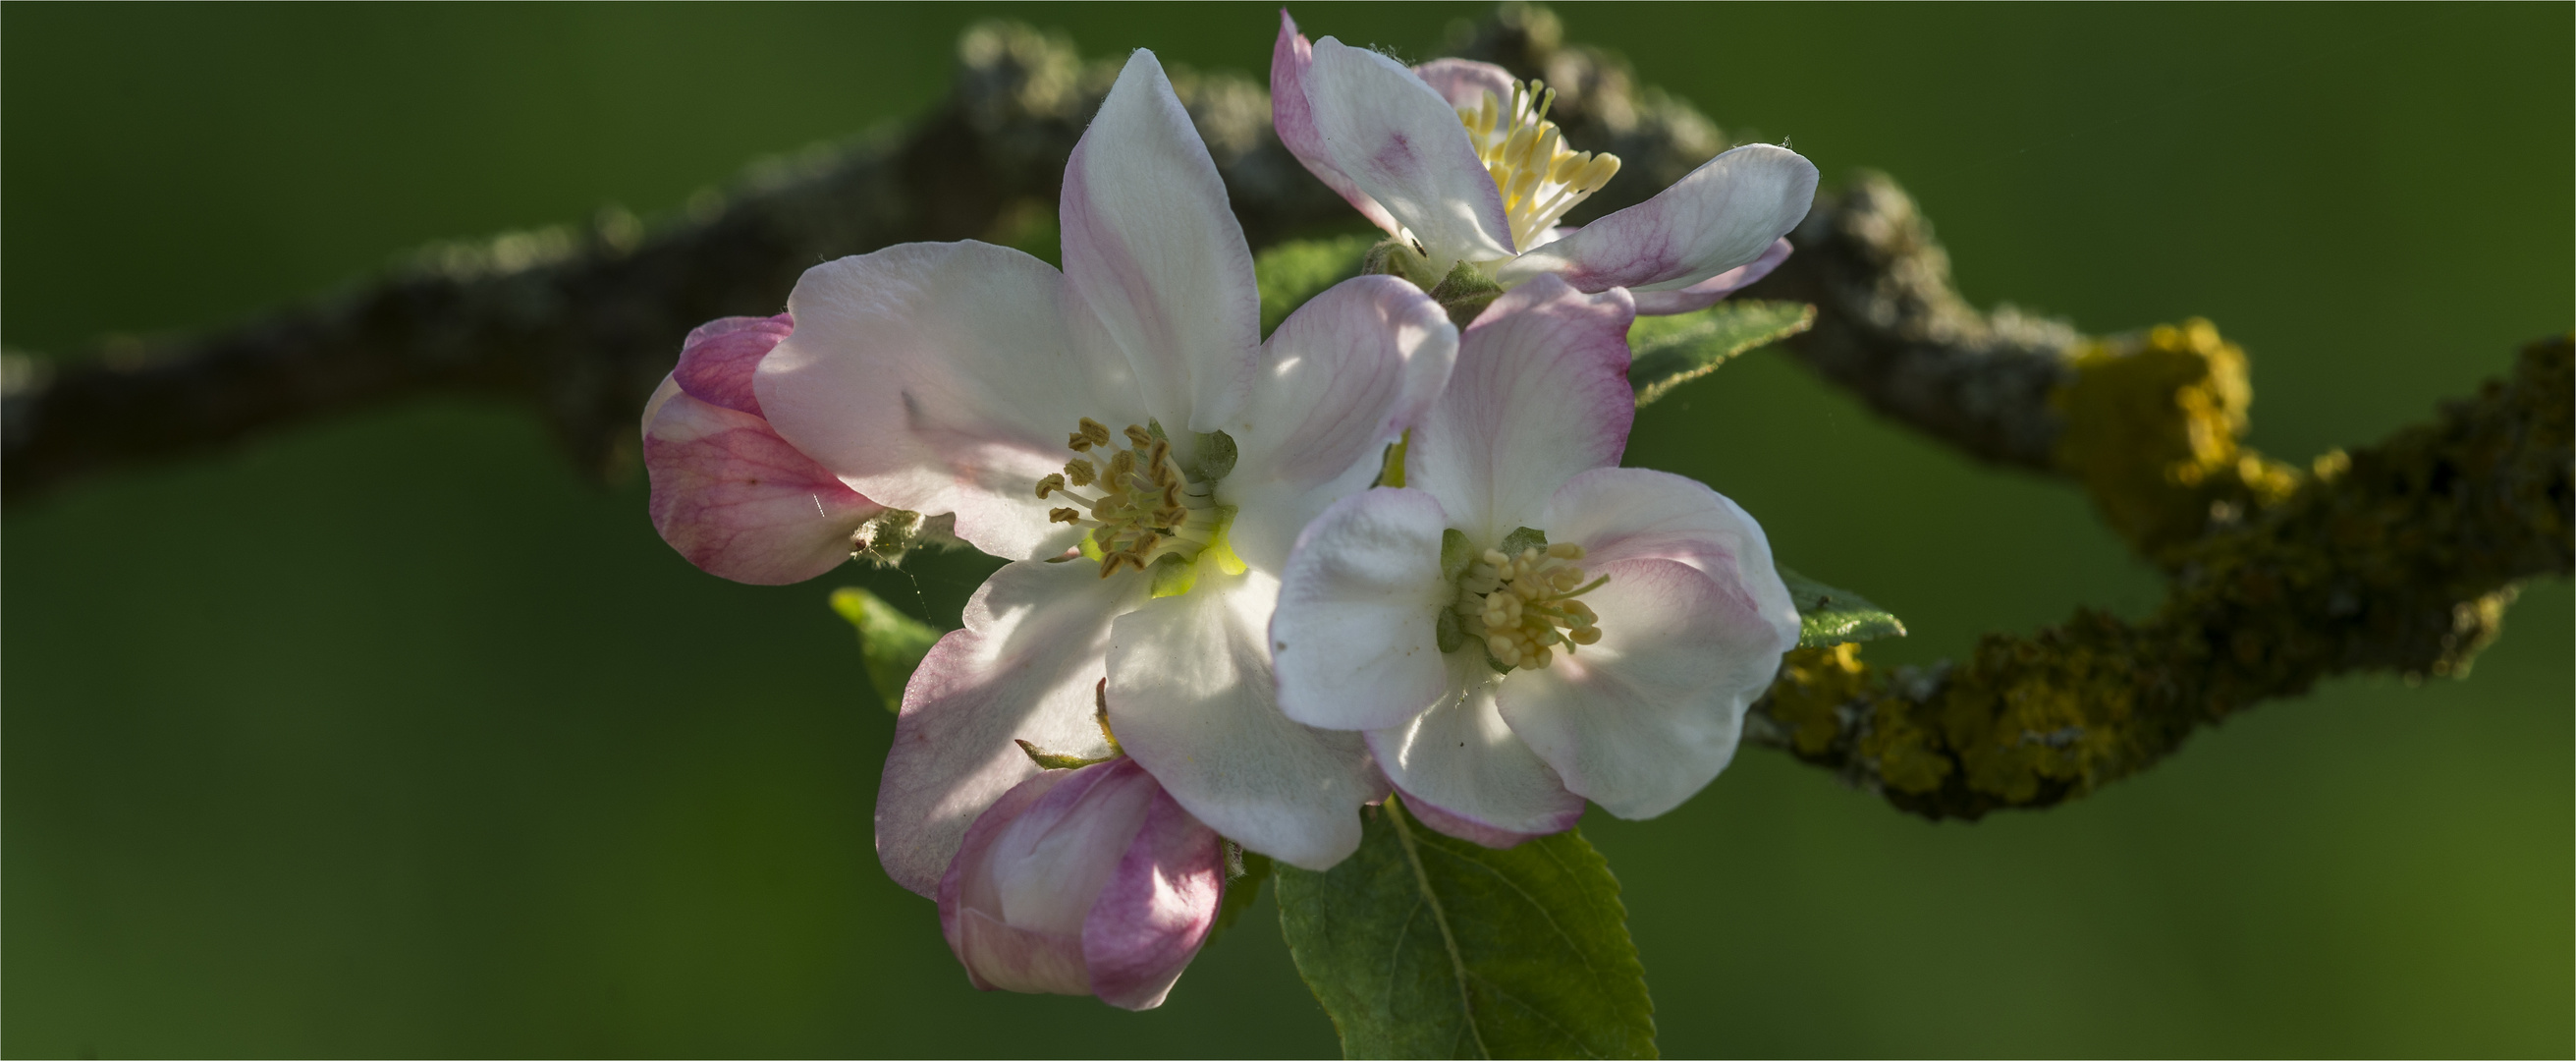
[1747,338,2574,818]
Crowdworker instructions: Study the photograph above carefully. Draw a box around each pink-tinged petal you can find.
[1270,488,1453,731]
[1408,58,1518,110]
[759,241,1144,562]
[955,910,1091,997]
[1539,467,1801,654]
[1108,572,1390,871]
[1407,274,1636,544]
[672,313,793,417]
[1217,275,1457,572]
[1306,37,1516,268]
[1626,238,1793,316]
[1497,557,1790,820]
[878,559,1150,897]
[1084,783,1225,1011]
[1062,50,1262,434]
[1273,12,1401,236]
[939,767,1086,993]
[1498,144,1817,296]
[1368,652,1584,845]
[643,386,882,586]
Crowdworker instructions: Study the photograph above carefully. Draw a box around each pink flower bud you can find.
[937,756,1224,1011]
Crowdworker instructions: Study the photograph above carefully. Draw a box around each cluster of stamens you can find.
[1453,541,1606,670]
[1037,418,1220,578]
[1458,79,1623,252]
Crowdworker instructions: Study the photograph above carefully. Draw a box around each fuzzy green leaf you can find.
[1777,566,1908,648]
[1257,233,1379,336]
[1626,300,1815,407]
[1276,798,1656,1060]
[828,587,942,711]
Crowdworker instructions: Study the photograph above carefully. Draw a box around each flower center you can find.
[1452,540,1606,671]
[1038,418,1230,581]
[1457,79,1623,254]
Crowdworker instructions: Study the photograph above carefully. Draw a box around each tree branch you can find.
[1749,337,2573,817]
[4,7,2566,823]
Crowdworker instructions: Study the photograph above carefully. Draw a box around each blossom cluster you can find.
[644,15,1810,1012]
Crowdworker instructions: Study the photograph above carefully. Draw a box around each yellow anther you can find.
[1454,77,1619,252]
[1451,531,1610,672]
[1041,417,1228,582]
[1582,155,1621,193]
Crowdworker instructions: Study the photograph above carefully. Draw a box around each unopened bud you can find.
[939,758,1224,1011]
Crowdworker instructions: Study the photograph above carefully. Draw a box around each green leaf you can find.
[1257,233,1379,336]
[828,587,943,711]
[1204,845,1274,948]
[1626,300,1815,407]
[1276,798,1656,1060]
[1777,566,1908,648]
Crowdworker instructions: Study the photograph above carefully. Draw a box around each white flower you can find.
[1272,12,1820,314]
[752,51,1458,889]
[1269,275,1800,845]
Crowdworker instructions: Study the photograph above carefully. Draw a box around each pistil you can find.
[1452,540,1606,670]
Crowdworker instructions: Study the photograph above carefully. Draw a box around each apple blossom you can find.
[1269,274,1801,846]
[641,314,886,586]
[750,51,1457,894]
[940,755,1223,1011]
[1271,12,1819,314]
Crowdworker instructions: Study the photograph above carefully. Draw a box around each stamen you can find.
[1038,418,1233,581]
[1450,540,1607,672]
[1455,78,1621,252]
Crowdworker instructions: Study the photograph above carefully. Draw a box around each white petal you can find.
[1538,466,1801,654]
[1306,37,1516,268]
[1272,12,1401,236]
[1216,275,1457,573]
[1407,274,1635,544]
[1106,572,1389,871]
[876,559,1150,897]
[1497,557,1789,820]
[1498,144,1818,295]
[1368,652,1584,842]
[1061,50,1262,434]
[757,241,1143,562]
[1270,488,1453,732]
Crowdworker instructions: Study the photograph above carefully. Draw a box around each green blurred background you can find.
[5,3,2569,1056]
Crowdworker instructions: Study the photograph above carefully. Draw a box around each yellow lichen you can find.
[2053,318,2302,561]
[1750,336,2570,820]
[1768,643,1870,754]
